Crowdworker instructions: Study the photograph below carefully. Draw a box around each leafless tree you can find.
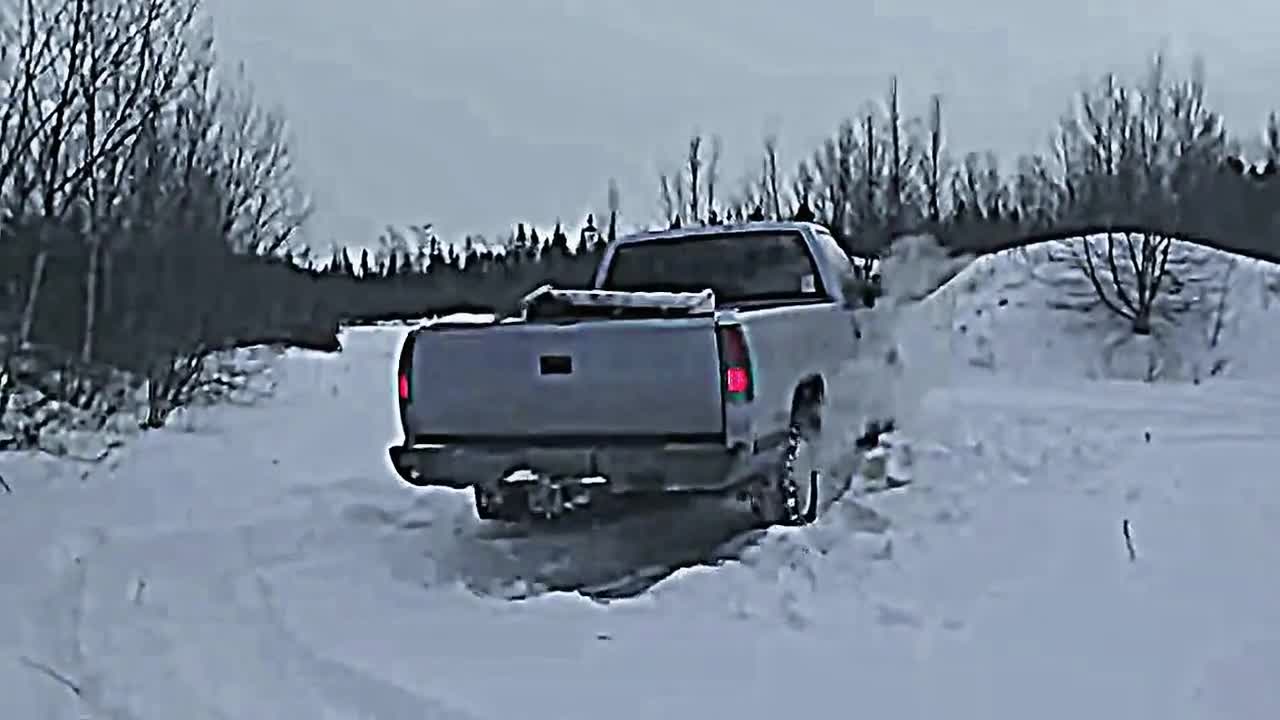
[80,0,208,365]
[704,135,721,223]
[1072,230,1172,334]
[857,112,880,232]
[791,157,815,220]
[806,120,855,240]
[760,133,782,220]
[950,151,1006,221]
[210,64,312,257]
[919,94,945,222]
[656,133,722,227]
[1055,56,1228,335]
[1010,153,1061,228]
[1266,112,1280,165]
[2,0,87,351]
[883,77,921,228]
[685,134,701,224]
[657,168,675,226]
[0,0,213,366]
[606,177,620,240]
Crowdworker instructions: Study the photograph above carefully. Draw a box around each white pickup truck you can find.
[387,221,875,526]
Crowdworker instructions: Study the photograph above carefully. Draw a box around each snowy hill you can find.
[928,236,1280,384]
[2,237,1279,719]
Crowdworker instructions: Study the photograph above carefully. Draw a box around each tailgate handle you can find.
[539,354,573,375]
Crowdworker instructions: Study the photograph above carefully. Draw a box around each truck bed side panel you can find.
[736,302,860,434]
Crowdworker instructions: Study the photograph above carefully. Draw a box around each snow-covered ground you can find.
[3,237,1279,719]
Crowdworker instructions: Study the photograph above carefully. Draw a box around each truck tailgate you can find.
[406,317,725,438]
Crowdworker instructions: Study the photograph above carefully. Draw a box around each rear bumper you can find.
[387,438,760,493]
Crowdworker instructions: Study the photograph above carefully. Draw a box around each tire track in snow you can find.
[24,517,484,719]
[328,441,887,602]
[352,489,767,600]
[247,572,485,720]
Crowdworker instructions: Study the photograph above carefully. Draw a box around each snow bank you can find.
[920,236,1280,384]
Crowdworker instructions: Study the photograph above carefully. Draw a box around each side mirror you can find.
[864,274,881,307]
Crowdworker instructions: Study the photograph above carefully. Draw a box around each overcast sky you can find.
[204,0,1277,248]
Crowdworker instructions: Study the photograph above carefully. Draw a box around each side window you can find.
[810,228,861,289]
[752,233,823,295]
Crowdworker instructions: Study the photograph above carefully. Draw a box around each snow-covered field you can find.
[3,238,1280,719]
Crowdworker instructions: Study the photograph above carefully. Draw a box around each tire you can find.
[752,404,822,527]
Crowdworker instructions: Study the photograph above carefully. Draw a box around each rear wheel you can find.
[751,400,823,527]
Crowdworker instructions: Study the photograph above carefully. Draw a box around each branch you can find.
[1121,518,1137,562]
[18,656,81,697]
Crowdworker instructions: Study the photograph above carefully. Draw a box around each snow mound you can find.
[920,235,1280,384]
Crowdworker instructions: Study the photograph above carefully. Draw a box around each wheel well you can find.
[792,375,825,411]
[790,376,825,435]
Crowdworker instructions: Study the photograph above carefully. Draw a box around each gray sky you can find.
[204,0,1276,249]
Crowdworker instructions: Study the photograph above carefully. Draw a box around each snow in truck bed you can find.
[0,235,1278,719]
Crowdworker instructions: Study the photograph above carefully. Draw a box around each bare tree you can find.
[210,65,312,257]
[79,0,206,364]
[0,0,216,366]
[807,120,856,243]
[1266,112,1280,165]
[657,170,675,226]
[920,95,945,222]
[885,77,905,225]
[1011,153,1060,228]
[760,134,782,220]
[705,135,721,223]
[791,157,815,220]
[685,134,701,224]
[2,0,90,351]
[950,151,1006,220]
[606,177,620,240]
[1056,56,1228,335]
[1071,231,1172,335]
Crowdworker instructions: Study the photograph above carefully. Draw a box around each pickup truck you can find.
[387,221,873,526]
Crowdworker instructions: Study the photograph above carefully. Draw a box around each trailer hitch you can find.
[502,471,604,519]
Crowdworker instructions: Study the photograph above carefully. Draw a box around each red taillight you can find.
[396,330,417,410]
[725,367,749,393]
[716,324,754,401]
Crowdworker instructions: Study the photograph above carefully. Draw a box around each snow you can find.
[3,236,1280,719]
[930,236,1280,384]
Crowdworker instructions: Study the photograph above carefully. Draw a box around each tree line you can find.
[295,55,1280,329]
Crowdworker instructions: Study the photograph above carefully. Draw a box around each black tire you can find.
[752,401,822,527]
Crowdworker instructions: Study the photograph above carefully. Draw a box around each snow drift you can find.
[918,234,1280,384]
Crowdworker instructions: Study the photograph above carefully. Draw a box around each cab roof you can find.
[613,220,827,246]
